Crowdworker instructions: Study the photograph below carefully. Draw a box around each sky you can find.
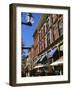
[21,12,42,56]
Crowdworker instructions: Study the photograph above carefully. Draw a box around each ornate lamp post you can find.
[22,13,34,26]
[21,13,34,50]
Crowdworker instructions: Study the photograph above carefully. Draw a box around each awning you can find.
[34,57,41,64]
[48,48,58,59]
[38,55,47,64]
[39,55,47,62]
[34,64,45,69]
[50,57,63,66]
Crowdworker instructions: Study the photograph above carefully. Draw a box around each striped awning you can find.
[34,57,41,64]
[50,57,63,66]
[39,55,47,62]
[34,64,45,69]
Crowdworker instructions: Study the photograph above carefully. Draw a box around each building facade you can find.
[33,14,63,57]
[32,14,63,75]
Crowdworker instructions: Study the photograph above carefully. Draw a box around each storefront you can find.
[50,56,63,75]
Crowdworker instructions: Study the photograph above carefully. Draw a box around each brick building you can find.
[33,14,63,57]
[32,14,63,75]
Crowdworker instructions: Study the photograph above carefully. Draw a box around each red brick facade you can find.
[33,14,63,58]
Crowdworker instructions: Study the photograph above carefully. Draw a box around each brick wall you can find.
[33,14,63,57]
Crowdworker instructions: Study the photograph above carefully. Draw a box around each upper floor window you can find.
[38,32,40,42]
[52,14,58,23]
[47,31,50,45]
[44,35,47,48]
[46,21,49,33]
[47,16,52,28]
[42,26,45,37]
[53,23,58,40]
[45,23,47,34]
[58,16,63,36]
[39,30,42,41]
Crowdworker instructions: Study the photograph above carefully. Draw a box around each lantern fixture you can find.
[22,13,34,26]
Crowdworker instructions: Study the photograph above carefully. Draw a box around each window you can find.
[35,46,39,56]
[59,16,63,36]
[39,41,42,52]
[47,16,52,28]
[38,31,40,45]
[41,38,44,50]
[52,14,57,23]
[45,23,47,34]
[46,21,49,31]
[53,23,57,40]
[47,31,50,44]
[42,26,45,38]
[39,30,41,41]
[38,43,40,53]
[49,17,51,27]
[44,35,47,48]
[53,22,59,40]
[50,29,53,44]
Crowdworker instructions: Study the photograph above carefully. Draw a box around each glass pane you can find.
[59,20,63,36]
[47,31,50,44]
[52,14,57,23]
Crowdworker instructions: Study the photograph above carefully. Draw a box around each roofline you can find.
[33,14,48,37]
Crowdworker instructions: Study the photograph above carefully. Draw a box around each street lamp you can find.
[21,13,34,51]
[22,13,34,26]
